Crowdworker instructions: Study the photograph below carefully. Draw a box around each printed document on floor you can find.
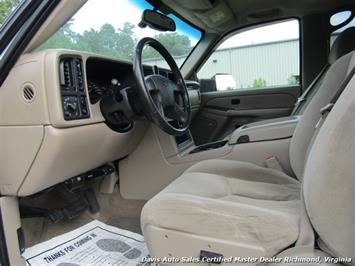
[23,220,153,266]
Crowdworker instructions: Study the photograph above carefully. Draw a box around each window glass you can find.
[198,19,300,91]
[38,0,202,67]
[0,0,23,27]
[330,11,355,48]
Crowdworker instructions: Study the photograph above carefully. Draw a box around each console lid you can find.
[229,116,300,145]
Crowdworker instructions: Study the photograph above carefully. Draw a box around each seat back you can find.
[289,27,355,179]
[303,69,355,261]
[290,52,355,179]
[294,27,355,116]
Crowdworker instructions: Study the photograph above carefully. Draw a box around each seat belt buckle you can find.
[320,103,334,115]
[316,103,334,129]
[265,155,284,172]
[296,96,305,104]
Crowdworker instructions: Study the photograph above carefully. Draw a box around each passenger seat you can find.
[141,31,355,263]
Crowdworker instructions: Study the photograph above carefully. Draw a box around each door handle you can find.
[231,99,240,105]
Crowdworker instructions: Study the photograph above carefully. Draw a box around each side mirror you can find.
[214,74,236,91]
[139,10,176,32]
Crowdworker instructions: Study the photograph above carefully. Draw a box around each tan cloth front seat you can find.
[141,31,355,262]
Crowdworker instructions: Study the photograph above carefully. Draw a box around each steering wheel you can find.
[133,37,191,136]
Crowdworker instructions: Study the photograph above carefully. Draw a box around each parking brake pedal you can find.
[20,189,100,222]
[20,206,65,223]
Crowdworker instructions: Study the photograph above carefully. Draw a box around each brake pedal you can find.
[62,198,89,220]
[61,189,100,219]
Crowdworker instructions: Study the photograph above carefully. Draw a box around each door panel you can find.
[190,85,300,145]
[192,19,302,145]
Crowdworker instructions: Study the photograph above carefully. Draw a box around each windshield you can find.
[39,0,202,67]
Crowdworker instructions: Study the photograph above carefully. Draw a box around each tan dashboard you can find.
[0,50,158,196]
[0,49,201,197]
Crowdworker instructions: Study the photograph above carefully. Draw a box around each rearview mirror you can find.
[214,74,236,91]
[139,10,176,32]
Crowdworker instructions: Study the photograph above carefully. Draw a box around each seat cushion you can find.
[179,159,300,201]
[141,159,301,257]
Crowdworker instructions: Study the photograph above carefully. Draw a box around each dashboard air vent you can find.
[60,59,72,87]
[22,85,36,103]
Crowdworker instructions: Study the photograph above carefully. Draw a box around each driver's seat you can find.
[141,39,355,261]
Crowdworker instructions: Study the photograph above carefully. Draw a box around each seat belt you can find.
[292,64,329,115]
[315,67,355,129]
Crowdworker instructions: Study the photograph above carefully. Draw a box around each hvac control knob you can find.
[67,102,77,112]
[63,96,79,119]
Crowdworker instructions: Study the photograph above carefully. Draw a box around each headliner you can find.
[149,0,354,34]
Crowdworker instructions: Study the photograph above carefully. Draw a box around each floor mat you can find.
[107,216,141,235]
[23,220,152,266]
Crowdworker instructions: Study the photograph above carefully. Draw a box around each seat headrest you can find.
[329,27,355,64]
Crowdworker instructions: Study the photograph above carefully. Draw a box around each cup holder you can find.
[189,140,228,154]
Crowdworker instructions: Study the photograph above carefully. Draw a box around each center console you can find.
[228,116,300,145]
[174,116,300,158]
[175,131,193,150]
[188,139,228,154]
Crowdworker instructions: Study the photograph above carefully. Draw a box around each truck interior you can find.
[0,0,354,265]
